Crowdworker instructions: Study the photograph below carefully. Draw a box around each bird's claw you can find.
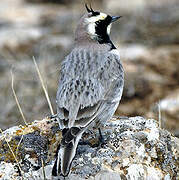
[46,114,58,120]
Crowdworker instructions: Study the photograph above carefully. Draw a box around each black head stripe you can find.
[92,11,100,16]
[95,15,112,36]
[95,15,116,49]
[85,4,91,13]
[85,4,100,16]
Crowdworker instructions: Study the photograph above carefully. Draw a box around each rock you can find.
[0,116,178,179]
[160,89,179,116]
[0,0,179,155]
[0,27,43,54]
[158,89,179,133]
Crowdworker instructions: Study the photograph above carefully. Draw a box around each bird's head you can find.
[75,4,122,45]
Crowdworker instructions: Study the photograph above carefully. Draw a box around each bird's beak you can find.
[111,16,122,23]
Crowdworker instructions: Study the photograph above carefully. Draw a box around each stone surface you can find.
[0,116,178,179]
[159,89,179,135]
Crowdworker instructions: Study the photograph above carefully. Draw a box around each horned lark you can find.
[52,4,124,177]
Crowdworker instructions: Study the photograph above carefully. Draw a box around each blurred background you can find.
[0,0,178,136]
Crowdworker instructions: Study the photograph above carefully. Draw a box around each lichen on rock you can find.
[0,116,178,179]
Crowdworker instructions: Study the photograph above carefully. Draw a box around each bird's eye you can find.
[87,12,100,18]
[88,13,93,18]
[95,21,101,25]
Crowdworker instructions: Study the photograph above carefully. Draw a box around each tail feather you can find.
[53,127,83,177]
[61,127,81,145]
[61,141,76,176]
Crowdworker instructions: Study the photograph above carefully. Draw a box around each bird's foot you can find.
[98,128,107,148]
[51,114,58,119]
[46,114,58,120]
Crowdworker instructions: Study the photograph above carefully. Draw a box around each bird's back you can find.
[56,45,123,129]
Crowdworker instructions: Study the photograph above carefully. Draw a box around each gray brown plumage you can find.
[52,4,124,177]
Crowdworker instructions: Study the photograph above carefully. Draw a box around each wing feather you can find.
[56,48,123,128]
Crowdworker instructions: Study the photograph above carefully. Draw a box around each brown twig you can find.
[41,158,46,180]
[157,101,162,128]
[11,70,28,125]
[33,56,54,116]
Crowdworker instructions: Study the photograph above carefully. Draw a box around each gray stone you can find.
[0,116,178,179]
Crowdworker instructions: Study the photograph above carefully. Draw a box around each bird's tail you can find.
[52,127,83,177]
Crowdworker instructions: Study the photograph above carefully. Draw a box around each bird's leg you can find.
[46,114,60,124]
[113,115,129,120]
[98,128,106,147]
[78,129,95,146]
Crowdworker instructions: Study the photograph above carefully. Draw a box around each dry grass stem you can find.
[157,101,162,128]
[33,56,54,116]
[11,70,28,125]
[0,128,24,179]
[16,133,24,156]
[41,158,46,180]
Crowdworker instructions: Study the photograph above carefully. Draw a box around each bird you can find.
[52,4,124,178]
